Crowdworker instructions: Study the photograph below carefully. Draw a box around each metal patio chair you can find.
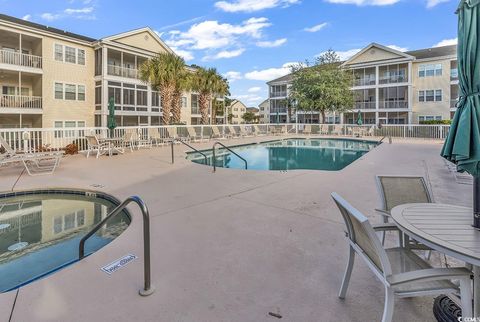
[86,135,109,158]
[331,192,472,322]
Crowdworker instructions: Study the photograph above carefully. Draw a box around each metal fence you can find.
[0,123,450,153]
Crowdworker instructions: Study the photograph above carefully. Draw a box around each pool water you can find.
[187,138,379,171]
[0,190,131,292]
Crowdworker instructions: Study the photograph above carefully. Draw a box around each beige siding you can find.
[114,31,170,54]
[347,47,404,65]
[41,37,95,127]
[230,100,247,124]
[411,59,452,123]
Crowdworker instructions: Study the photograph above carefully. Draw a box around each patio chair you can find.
[375,175,434,250]
[86,135,109,158]
[148,128,163,147]
[320,124,330,135]
[122,131,136,152]
[253,125,267,136]
[239,126,254,137]
[187,127,203,142]
[303,125,312,136]
[167,127,190,142]
[228,126,240,138]
[332,125,344,136]
[367,125,375,137]
[331,192,472,322]
[211,126,227,140]
[136,128,152,149]
[0,136,63,175]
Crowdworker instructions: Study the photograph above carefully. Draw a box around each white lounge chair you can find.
[331,192,472,322]
[167,127,190,142]
[136,128,152,149]
[86,135,109,158]
[239,126,254,137]
[303,125,312,136]
[211,126,227,139]
[332,125,344,136]
[187,127,203,142]
[0,136,63,176]
[253,125,267,136]
[148,128,164,146]
[228,126,240,138]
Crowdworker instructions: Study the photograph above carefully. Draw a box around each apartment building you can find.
[228,99,247,124]
[0,14,216,129]
[266,43,458,125]
[258,99,269,123]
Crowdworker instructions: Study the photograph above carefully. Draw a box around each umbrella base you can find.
[433,295,461,322]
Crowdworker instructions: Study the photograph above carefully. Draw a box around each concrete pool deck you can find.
[0,135,470,322]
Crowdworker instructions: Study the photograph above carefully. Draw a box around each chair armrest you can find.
[372,223,399,232]
[375,208,391,217]
[387,267,472,286]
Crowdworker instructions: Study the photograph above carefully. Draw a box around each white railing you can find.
[0,95,42,109]
[0,50,42,69]
[107,64,138,79]
[0,124,450,153]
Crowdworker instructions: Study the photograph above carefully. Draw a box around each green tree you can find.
[289,49,353,123]
[211,77,230,124]
[139,52,187,125]
[190,67,225,124]
[242,111,257,123]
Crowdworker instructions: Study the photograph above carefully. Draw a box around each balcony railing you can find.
[271,108,287,114]
[379,100,408,109]
[0,50,42,69]
[451,99,459,108]
[107,64,138,79]
[354,102,376,110]
[0,95,42,109]
[379,75,408,84]
[270,91,287,98]
[353,78,376,87]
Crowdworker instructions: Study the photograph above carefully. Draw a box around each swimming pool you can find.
[0,189,131,292]
[187,138,379,171]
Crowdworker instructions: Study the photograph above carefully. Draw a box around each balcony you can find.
[0,95,42,110]
[379,100,408,109]
[451,69,458,81]
[451,99,459,108]
[191,107,200,114]
[353,78,376,87]
[271,107,287,114]
[107,64,138,79]
[379,75,408,85]
[354,102,376,110]
[0,50,42,69]
[270,91,287,98]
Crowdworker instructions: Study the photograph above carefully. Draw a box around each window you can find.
[77,85,85,101]
[65,84,76,100]
[65,46,76,63]
[77,49,85,65]
[136,89,147,106]
[55,83,63,99]
[95,86,102,105]
[54,44,63,61]
[191,94,198,108]
[108,86,121,105]
[181,97,187,108]
[152,92,160,107]
[419,89,442,102]
[419,115,442,122]
[123,88,135,105]
[419,64,442,77]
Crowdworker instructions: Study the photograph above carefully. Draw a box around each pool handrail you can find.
[212,141,248,172]
[78,195,155,296]
[170,138,208,165]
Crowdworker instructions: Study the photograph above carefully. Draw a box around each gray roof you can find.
[406,45,457,59]
[267,73,294,85]
[0,14,97,43]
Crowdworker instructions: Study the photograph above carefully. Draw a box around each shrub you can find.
[419,120,452,125]
[65,143,79,155]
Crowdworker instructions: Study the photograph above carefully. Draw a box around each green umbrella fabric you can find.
[441,0,480,176]
[107,97,117,131]
[356,110,363,126]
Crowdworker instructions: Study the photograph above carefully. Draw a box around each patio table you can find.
[391,203,480,316]
[99,137,125,156]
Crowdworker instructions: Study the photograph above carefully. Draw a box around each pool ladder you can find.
[170,138,208,165]
[212,141,248,172]
[78,196,155,296]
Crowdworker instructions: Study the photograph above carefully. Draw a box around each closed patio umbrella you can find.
[107,97,117,137]
[441,0,480,228]
[356,110,363,126]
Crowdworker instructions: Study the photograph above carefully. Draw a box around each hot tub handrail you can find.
[170,138,208,165]
[212,141,248,172]
[78,195,155,296]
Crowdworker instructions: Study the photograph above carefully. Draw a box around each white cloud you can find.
[304,22,328,32]
[331,48,361,61]
[215,0,300,12]
[203,48,245,61]
[224,71,243,82]
[166,17,271,50]
[40,13,61,21]
[325,0,400,5]
[387,44,408,52]
[245,62,298,81]
[171,47,194,61]
[256,38,287,48]
[64,7,94,14]
[426,0,450,8]
[248,86,262,93]
[234,94,264,105]
[22,14,31,21]
[433,38,457,47]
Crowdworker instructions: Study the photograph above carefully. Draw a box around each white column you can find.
[375,66,380,125]
[408,61,413,125]
[101,47,109,127]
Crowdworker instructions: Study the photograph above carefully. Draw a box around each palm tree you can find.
[190,67,225,125]
[211,77,230,124]
[139,52,187,125]
[171,62,190,124]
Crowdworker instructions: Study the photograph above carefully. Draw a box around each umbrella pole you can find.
[475,177,480,229]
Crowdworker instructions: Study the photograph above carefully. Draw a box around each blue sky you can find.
[2,0,458,106]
